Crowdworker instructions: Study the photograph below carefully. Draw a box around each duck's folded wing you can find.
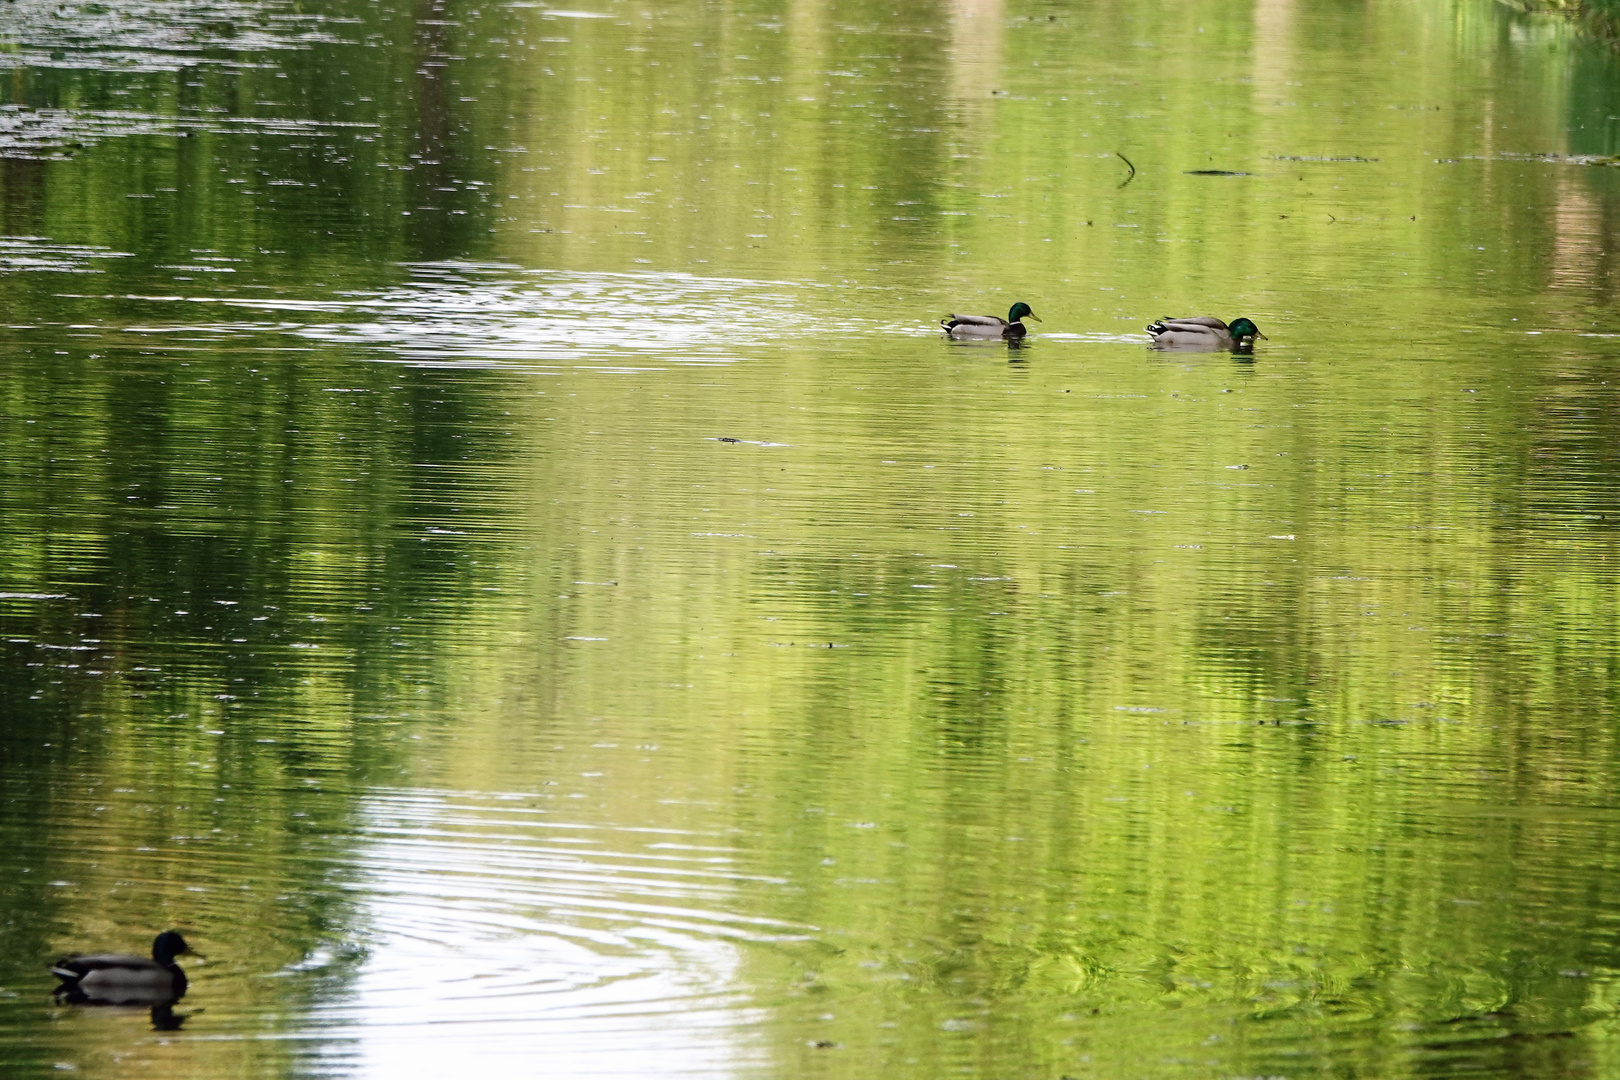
[1148,319,1228,339]
[943,313,1007,327]
[52,953,148,978]
[1157,316,1228,331]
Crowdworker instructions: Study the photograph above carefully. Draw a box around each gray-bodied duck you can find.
[942,302,1040,340]
[51,930,199,1005]
[1146,316,1265,350]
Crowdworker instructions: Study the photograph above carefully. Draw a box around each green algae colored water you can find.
[5,0,1620,1076]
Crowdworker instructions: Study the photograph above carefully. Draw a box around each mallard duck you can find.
[941,302,1040,339]
[51,930,199,1005]
[1146,316,1265,350]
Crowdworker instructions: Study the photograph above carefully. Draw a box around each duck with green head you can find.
[51,931,201,1006]
[942,302,1040,340]
[1146,316,1265,350]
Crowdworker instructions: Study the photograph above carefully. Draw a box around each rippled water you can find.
[322,790,798,1075]
[6,0,1620,1076]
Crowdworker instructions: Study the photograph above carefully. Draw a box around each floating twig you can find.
[1116,152,1136,188]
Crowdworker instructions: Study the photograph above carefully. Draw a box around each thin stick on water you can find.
[1116,152,1137,188]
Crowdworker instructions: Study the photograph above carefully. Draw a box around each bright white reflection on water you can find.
[294,265,832,368]
[120,264,855,369]
[319,790,799,1076]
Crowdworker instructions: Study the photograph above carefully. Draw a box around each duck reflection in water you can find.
[943,333,1031,355]
[149,1003,189,1031]
[51,931,200,1010]
[941,332,1033,362]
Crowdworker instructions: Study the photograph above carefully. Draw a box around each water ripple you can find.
[0,0,349,74]
[0,236,133,272]
[283,263,832,368]
[301,788,804,1074]
[0,106,376,160]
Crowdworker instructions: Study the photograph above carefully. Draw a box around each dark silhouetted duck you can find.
[51,930,199,1005]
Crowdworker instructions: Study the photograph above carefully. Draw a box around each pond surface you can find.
[5,0,1620,1076]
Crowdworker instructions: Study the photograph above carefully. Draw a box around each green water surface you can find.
[4,0,1620,1076]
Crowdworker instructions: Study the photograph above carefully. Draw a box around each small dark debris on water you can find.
[717,436,741,443]
[1272,155,1380,162]
[809,1040,839,1049]
[1185,170,1250,176]
[1116,152,1136,188]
